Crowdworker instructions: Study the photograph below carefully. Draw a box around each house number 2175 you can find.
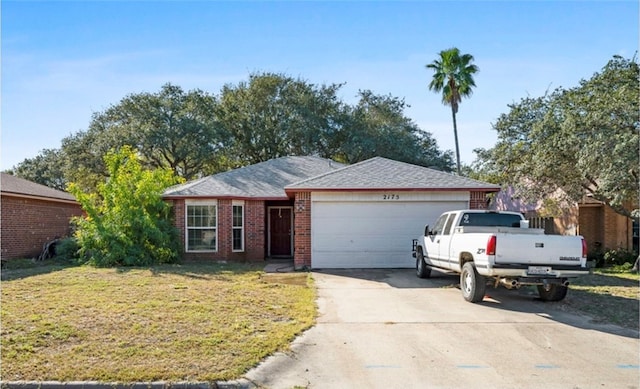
[382,194,400,200]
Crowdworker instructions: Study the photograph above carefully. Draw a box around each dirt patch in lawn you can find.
[261,272,310,286]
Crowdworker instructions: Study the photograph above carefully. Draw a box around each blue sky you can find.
[2,1,638,170]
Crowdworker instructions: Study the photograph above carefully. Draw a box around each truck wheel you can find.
[536,284,568,302]
[460,262,485,303]
[416,247,431,279]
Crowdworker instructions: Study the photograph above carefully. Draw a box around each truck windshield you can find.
[459,212,523,227]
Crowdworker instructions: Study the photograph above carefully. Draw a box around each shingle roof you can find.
[1,173,77,202]
[163,156,346,198]
[285,157,500,191]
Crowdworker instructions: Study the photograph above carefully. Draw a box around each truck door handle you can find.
[436,239,440,244]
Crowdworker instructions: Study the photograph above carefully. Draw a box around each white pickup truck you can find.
[412,210,589,303]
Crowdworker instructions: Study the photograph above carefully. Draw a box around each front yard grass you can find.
[2,260,638,382]
[561,269,639,331]
[1,260,316,382]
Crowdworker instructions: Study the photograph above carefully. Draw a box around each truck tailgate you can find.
[494,233,583,266]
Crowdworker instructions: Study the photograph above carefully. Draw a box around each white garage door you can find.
[311,192,468,268]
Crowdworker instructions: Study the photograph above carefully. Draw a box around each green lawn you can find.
[1,260,316,382]
[561,269,639,330]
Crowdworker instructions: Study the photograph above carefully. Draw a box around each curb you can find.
[0,380,257,389]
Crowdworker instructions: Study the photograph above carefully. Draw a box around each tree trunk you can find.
[451,105,461,175]
[632,254,640,273]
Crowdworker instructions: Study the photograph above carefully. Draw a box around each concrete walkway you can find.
[263,260,295,273]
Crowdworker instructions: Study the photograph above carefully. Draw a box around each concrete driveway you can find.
[242,269,639,389]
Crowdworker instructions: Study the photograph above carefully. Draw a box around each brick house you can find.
[492,187,637,254]
[1,173,83,260]
[578,196,637,254]
[163,156,500,269]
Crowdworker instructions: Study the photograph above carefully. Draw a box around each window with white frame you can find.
[232,201,244,252]
[186,201,217,252]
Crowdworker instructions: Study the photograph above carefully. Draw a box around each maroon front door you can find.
[269,207,292,257]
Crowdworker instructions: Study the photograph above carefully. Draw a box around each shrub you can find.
[587,249,605,267]
[603,248,637,266]
[68,146,183,267]
[54,237,80,262]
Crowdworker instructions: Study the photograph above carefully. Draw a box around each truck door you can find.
[423,214,448,267]
[437,214,457,269]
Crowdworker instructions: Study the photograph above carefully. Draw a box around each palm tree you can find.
[426,48,479,175]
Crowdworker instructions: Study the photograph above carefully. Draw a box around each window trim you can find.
[185,200,218,253]
[232,200,245,252]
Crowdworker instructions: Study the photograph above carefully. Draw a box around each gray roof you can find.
[163,156,346,198]
[285,157,500,191]
[1,173,77,202]
[164,156,499,199]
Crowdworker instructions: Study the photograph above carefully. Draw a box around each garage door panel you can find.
[314,203,428,219]
[314,222,402,236]
[311,200,467,268]
[314,252,409,268]
[313,235,405,252]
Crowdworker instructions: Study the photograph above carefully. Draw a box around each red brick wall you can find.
[1,195,83,260]
[293,192,311,269]
[169,198,265,262]
[470,191,489,209]
[579,205,604,252]
[603,205,633,250]
[578,204,633,252]
[245,200,266,260]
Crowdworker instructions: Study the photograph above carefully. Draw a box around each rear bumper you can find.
[483,263,589,278]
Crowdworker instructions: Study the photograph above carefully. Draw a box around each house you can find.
[491,186,580,235]
[1,173,83,260]
[492,187,637,254]
[578,196,637,254]
[163,156,500,269]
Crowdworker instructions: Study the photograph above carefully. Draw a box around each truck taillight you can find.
[581,238,588,258]
[487,236,497,256]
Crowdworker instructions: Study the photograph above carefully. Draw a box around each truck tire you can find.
[461,262,486,303]
[536,284,568,302]
[416,247,431,279]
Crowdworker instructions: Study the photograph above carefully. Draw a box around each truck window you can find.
[459,212,523,227]
[442,214,456,235]
[431,214,448,235]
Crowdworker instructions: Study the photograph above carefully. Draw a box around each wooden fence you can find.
[527,217,556,234]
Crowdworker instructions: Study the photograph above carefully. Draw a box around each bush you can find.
[587,249,605,267]
[603,248,637,266]
[68,147,183,267]
[55,237,80,262]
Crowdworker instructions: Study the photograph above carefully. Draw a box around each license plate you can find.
[528,266,552,275]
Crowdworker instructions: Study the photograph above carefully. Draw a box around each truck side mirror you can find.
[424,225,431,236]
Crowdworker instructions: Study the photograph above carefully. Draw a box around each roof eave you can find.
[162,194,291,201]
[1,191,79,205]
[285,187,501,194]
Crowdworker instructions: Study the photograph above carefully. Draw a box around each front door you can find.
[269,207,292,257]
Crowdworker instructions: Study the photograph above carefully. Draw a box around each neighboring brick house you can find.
[163,156,500,269]
[1,173,83,260]
[578,196,636,254]
[492,187,636,254]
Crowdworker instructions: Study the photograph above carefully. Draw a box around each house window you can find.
[232,201,244,252]
[186,202,217,252]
